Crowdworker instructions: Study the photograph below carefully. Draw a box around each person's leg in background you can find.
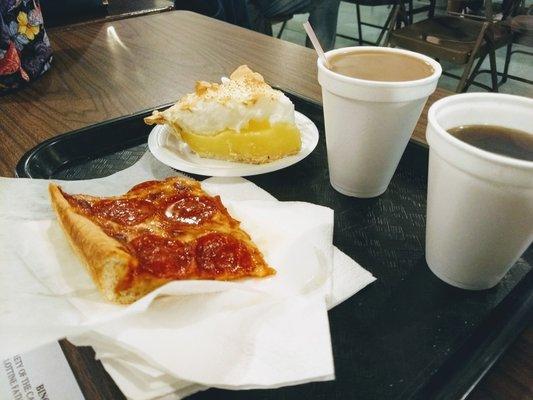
[253,0,311,19]
[248,0,310,35]
[174,0,253,29]
[248,0,340,50]
[306,0,341,50]
[447,0,466,12]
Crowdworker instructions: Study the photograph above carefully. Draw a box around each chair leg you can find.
[398,1,409,26]
[457,59,477,92]
[488,49,499,92]
[356,4,363,45]
[265,22,273,37]
[463,53,487,91]
[384,5,400,46]
[456,22,489,92]
[276,21,287,39]
[501,41,513,84]
[408,0,413,24]
[428,0,436,18]
[377,6,395,46]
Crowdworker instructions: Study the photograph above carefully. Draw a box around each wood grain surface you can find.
[0,10,442,177]
[0,10,530,400]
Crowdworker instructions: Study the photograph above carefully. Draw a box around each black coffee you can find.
[448,125,533,162]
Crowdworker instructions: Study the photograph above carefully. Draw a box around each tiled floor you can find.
[273,1,533,96]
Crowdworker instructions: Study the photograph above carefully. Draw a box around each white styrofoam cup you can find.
[425,93,533,290]
[317,47,442,197]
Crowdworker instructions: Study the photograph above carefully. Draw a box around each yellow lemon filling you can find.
[177,119,301,164]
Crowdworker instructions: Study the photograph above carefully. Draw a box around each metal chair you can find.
[339,0,435,46]
[386,0,519,92]
[267,14,294,39]
[448,0,532,87]
[497,4,533,86]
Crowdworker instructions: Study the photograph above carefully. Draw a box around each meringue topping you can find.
[146,65,295,136]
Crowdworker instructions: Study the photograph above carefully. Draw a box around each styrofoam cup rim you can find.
[427,93,533,170]
[317,46,442,88]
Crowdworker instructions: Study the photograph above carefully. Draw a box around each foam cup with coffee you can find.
[425,93,533,290]
[317,47,442,198]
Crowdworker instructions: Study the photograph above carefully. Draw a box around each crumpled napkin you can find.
[73,246,374,400]
[0,152,375,398]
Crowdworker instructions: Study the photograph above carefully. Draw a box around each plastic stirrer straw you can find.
[303,21,331,69]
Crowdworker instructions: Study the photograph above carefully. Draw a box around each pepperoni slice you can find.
[129,233,193,279]
[195,233,252,275]
[162,195,217,225]
[60,190,93,212]
[91,198,154,226]
[127,180,162,194]
[128,179,196,203]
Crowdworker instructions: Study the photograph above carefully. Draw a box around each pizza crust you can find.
[49,184,136,304]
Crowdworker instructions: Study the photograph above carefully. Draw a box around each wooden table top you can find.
[0,10,444,177]
[0,10,530,400]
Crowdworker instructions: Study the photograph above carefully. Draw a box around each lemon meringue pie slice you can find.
[144,65,301,164]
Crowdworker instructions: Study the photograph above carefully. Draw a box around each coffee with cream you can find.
[329,51,434,82]
[317,47,441,197]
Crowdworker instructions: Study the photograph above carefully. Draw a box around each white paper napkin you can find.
[77,247,376,400]
[81,168,376,400]
[79,155,374,399]
[61,184,337,388]
[0,152,375,398]
[66,245,373,400]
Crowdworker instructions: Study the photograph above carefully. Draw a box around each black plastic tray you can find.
[17,92,532,400]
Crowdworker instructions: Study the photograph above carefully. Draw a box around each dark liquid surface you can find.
[448,125,533,162]
[328,51,434,82]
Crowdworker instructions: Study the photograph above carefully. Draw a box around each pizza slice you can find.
[49,177,275,304]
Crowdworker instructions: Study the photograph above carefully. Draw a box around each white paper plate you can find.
[147,111,319,177]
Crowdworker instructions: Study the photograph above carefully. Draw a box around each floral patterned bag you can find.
[0,0,52,94]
